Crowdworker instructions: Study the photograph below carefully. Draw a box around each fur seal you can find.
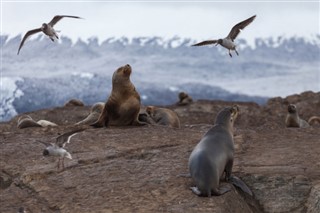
[36,120,58,127]
[17,115,57,129]
[188,105,252,197]
[285,104,309,128]
[91,64,143,127]
[17,115,42,129]
[177,92,193,106]
[308,116,320,126]
[145,106,181,128]
[64,98,84,107]
[76,102,105,125]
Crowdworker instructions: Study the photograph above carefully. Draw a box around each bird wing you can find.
[56,128,85,147]
[48,15,82,27]
[17,28,42,55]
[35,140,51,147]
[227,15,256,41]
[191,40,218,46]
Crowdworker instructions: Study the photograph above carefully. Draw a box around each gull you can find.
[17,15,82,55]
[192,15,256,57]
[37,128,85,170]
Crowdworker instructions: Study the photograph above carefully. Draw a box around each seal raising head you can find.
[285,104,309,128]
[91,64,143,127]
[188,105,240,197]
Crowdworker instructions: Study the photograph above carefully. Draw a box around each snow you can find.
[1,35,319,122]
[0,77,24,121]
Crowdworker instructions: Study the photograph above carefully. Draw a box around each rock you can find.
[0,91,319,212]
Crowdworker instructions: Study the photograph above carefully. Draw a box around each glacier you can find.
[1,35,319,122]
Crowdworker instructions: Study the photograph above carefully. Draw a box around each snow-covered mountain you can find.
[1,35,319,121]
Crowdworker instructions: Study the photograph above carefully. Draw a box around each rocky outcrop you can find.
[0,91,319,212]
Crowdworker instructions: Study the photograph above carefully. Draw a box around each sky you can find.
[1,0,319,46]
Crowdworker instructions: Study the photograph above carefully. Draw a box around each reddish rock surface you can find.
[1,91,319,213]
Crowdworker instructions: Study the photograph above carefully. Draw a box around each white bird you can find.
[17,15,82,55]
[37,128,85,170]
[192,15,256,57]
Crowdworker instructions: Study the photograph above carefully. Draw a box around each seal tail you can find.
[229,175,253,196]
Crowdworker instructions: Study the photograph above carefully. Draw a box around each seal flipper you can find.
[190,186,230,197]
[229,175,253,196]
[211,186,231,196]
[90,106,109,128]
[190,186,202,196]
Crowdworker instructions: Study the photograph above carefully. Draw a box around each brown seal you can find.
[76,102,105,125]
[177,92,193,106]
[285,104,309,128]
[64,98,85,107]
[17,115,42,129]
[308,116,320,126]
[91,64,143,127]
[188,105,251,197]
[145,106,181,128]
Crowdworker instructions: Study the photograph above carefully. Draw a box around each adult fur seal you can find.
[91,64,143,127]
[76,102,105,125]
[188,105,252,197]
[285,104,309,128]
[145,106,181,128]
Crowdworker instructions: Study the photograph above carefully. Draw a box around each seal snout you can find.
[43,149,49,156]
[123,64,132,76]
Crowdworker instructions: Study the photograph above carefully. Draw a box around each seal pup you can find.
[17,15,82,54]
[17,115,42,129]
[285,104,309,128]
[38,128,85,170]
[192,15,256,57]
[177,92,193,106]
[189,105,252,197]
[145,106,181,128]
[76,102,105,125]
[91,64,144,127]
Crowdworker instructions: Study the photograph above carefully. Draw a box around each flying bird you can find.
[37,128,85,170]
[192,15,256,57]
[17,15,82,55]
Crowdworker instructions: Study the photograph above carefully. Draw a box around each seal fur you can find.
[145,106,181,128]
[285,104,309,128]
[188,105,249,197]
[91,64,143,127]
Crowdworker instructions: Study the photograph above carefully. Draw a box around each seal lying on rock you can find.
[76,102,105,125]
[144,106,181,128]
[177,92,193,106]
[64,98,85,107]
[188,105,252,197]
[17,115,57,129]
[308,116,320,126]
[285,104,309,128]
[91,64,144,127]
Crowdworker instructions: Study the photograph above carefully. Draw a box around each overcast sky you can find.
[1,1,319,45]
